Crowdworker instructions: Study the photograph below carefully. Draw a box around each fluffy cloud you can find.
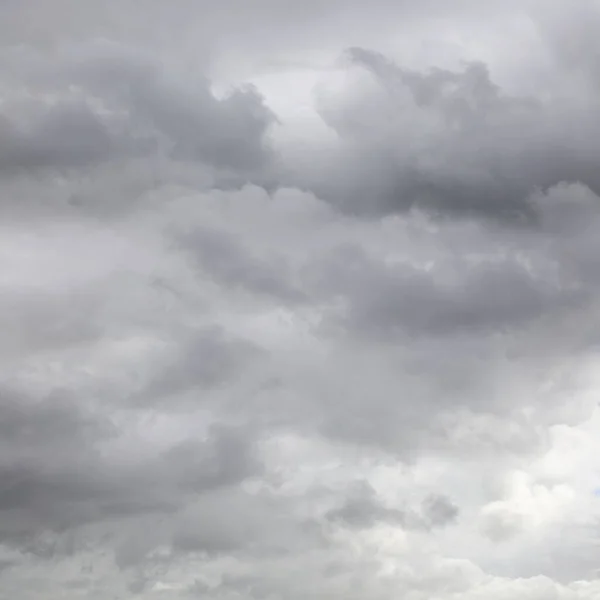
[281,45,600,221]
[0,39,276,178]
[1,1,600,600]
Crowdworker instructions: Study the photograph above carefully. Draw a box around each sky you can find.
[2,1,600,599]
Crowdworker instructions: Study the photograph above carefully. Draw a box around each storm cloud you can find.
[1,1,600,600]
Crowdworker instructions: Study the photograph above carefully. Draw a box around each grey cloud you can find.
[0,380,261,550]
[422,494,459,528]
[534,183,600,285]
[64,41,277,171]
[286,180,600,350]
[0,41,276,176]
[0,558,17,574]
[479,506,526,543]
[325,482,458,531]
[534,0,600,85]
[0,388,109,456]
[285,46,600,221]
[0,102,113,171]
[533,182,600,236]
[171,491,265,556]
[114,524,168,571]
[241,208,592,457]
[170,487,324,560]
[0,0,533,55]
[180,226,306,304]
[139,326,264,405]
[139,181,600,466]
[325,482,406,529]
[305,239,582,340]
[0,386,114,543]
[2,2,600,599]
[161,425,263,494]
[0,289,104,360]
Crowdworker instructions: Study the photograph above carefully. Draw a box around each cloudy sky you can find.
[2,1,600,598]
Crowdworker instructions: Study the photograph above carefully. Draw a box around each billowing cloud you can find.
[1,1,600,600]
[282,45,600,221]
[0,40,276,178]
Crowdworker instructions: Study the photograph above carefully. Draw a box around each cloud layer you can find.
[1,1,600,599]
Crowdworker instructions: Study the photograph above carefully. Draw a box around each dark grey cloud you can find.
[0,102,113,171]
[139,326,264,406]
[0,2,600,600]
[305,240,582,339]
[180,226,306,304]
[422,494,459,528]
[67,43,275,170]
[283,45,600,221]
[0,379,262,550]
[0,386,112,544]
[325,482,406,529]
[0,41,276,177]
[325,482,458,531]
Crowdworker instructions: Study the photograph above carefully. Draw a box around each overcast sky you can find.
[1,1,600,599]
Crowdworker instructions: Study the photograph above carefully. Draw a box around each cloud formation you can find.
[283,45,600,222]
[1,1,600,599]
